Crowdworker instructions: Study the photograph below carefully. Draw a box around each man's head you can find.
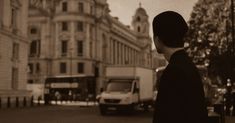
[152,11,188,53]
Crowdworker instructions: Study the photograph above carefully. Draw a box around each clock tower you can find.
[132,3,150,38]
[132,3,152,68]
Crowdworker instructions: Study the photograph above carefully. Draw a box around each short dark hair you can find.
[152,11,188,48]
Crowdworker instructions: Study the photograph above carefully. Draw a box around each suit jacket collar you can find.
[169,49,186,64]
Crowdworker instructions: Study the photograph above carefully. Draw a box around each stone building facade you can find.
[152,49,167,69]
[28,0,152,98]
[0,0,30,98]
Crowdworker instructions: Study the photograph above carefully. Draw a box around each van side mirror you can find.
[134,88,139,93]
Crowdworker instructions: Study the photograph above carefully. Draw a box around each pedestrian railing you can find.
[0,95,99,109]
[0,96,43,109]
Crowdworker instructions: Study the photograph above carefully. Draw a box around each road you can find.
[0,105,153,123]
[0,105,235,123]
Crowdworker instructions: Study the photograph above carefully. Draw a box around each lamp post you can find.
[231,0,235,81]
[70,48,73,78]
[231,0,235,84]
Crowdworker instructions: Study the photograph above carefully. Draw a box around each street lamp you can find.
[230,0,235,84]
[70,48,73,78]
[227,78,232,87]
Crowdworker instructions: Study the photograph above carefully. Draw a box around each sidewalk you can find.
[226,116,235,123]
[34,100,98,107]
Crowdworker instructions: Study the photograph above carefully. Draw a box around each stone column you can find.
[116,42,119,65]
[0,0,3,27]
[86,23,90,58]
[125,45,127,65]
[109,38,111,64]
[70,21,75,75]
[128,47,131,65]
[110,38,113,64]
[55,22,59,58]
[121,44,124,65]
[117,42,120,65]
[114,40,117,65]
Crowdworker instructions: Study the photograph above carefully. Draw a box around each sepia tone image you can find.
[0,0,235,123]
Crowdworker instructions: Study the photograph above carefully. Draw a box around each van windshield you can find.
[106,80,132,93]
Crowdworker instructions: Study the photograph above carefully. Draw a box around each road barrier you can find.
[0,97,1,109]
[16,97,19,108]
[0,96,44,109]
[30,96,34,107]
[7,97,11,108]
[37,96,40,106]
[23,96,27,107]
[213,103,225,123]
[0,95,98,109]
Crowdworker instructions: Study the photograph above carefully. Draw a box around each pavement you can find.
[33,100,98,106]
[49,101,98,106]
[0,105,152,123]
[226,116,235,123]
[0,103,234,123]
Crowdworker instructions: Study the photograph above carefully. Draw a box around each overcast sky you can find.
[107,0,198,45]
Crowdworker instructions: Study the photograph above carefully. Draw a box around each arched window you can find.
[102,34,107,62]
[137,16,141,22]
[137,26,141,32]
[30,27,37,34]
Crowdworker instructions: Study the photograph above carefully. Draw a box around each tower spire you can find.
[139,2,142,8]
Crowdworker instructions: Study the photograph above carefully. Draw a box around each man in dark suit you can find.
[152,11,208,123]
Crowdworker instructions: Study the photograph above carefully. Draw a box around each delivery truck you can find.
[98,66,154,115]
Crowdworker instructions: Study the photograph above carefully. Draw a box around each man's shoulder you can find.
[163,64,186,79]
[165,60,198,80]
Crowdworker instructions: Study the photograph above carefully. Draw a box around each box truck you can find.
[98,66,154,115]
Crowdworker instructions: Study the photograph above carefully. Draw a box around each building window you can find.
[12,67,18,90]
[77,62,84,73]
[77,21,83,32]
[61,40,68,56]
[28,63,33,74]
[62,2,68,12]
[30,40,40,57]
[36,63,40,73]
[137,16,141,22]
[62,22,68,31]
[77,40,83,56]
[117,42,119,64]
[30,40,37,56]
[0,0,3,27]
[30,28,37,34]
[12,43,19,60]
[60,62,67,73]
[90,41,92,58]
[11,8,17,28]
[137,26,141,32]
[90,6,93,15]
[78,2,84,13]
[113,41,116,64]
[28,80,34,84]
[90,26,93,39]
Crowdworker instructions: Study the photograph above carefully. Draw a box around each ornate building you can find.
[28,0,152,98]
[152,49,167,69]
[0,0,30,98]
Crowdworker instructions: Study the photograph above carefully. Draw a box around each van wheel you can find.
[127,104,134,114]
[143,104,149,111]
[100,106,107,115]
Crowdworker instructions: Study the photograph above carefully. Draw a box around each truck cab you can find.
[98,66,154,115]
[99,78,140,115]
